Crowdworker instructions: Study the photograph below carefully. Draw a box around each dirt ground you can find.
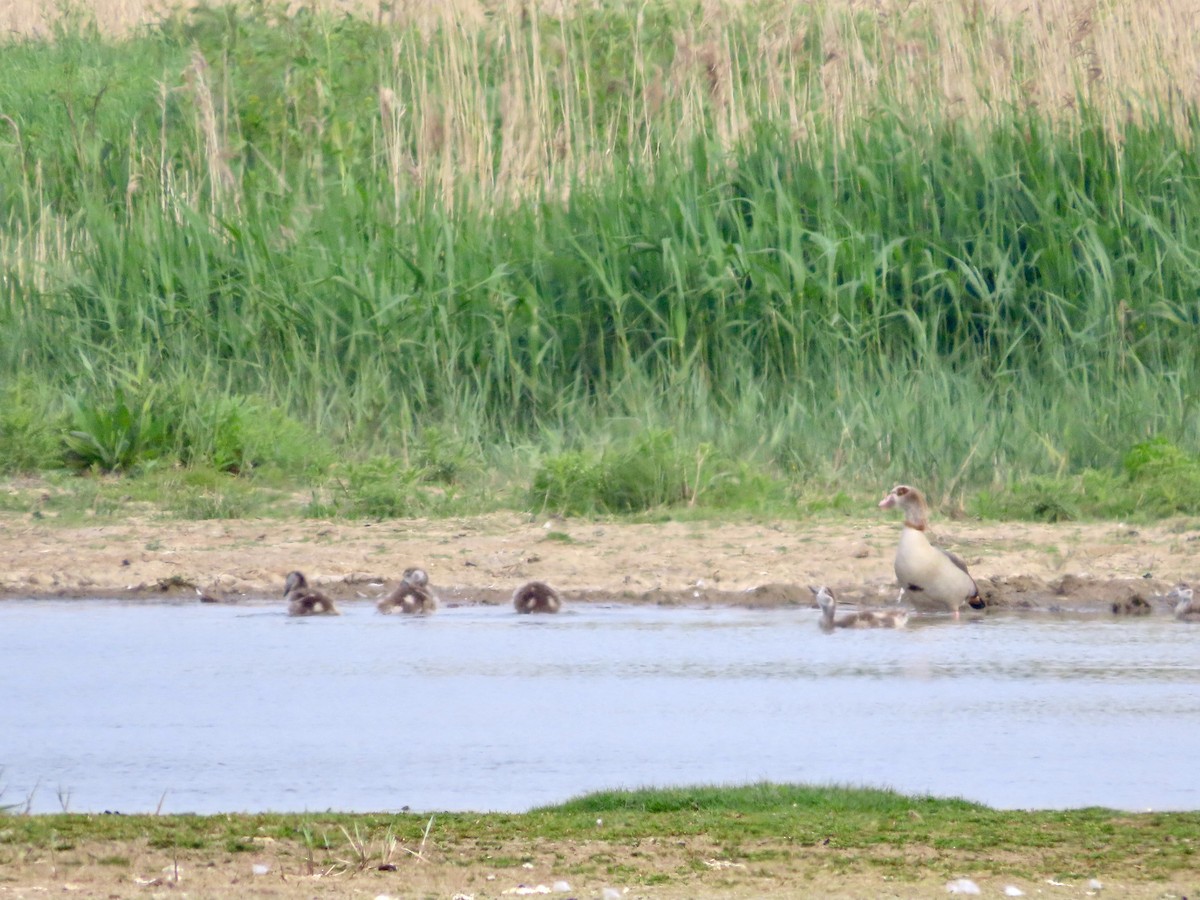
[3,828,1197,900]
[0,510,1196,613]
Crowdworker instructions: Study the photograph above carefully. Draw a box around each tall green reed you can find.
[0,1,1196,501]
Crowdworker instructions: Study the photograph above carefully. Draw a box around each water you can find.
[1,599,1197,815]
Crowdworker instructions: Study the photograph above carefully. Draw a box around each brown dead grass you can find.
[0,829,1182,900]
[5,828,1197,899]
[0,0,484,38]
[7,0,1200,138]
[5,0,1198,217]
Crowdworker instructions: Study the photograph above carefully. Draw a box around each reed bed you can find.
[0,0,1197,511]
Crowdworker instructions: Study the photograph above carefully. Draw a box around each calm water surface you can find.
[1,600,1197,814]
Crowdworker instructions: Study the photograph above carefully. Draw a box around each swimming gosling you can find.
[513,580,562,614]
[377,567,438,614]
[284,571,340,616]
[812,585,908,632]
[1167,584,1200,622]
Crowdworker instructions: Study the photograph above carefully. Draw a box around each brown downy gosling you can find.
[377,567,438,614]
[284,571,340,616]
[1111,594,1152,616]
[513,580,562,614]
[1167,584,1199,622]
[811,585,908,632]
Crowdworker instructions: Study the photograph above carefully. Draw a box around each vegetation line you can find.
[1,1,1198,522]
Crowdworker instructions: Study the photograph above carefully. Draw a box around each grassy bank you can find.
[1,1,1199,520]
[3,784,1199,897]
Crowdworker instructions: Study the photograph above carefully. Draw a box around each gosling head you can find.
[402,567,429,587]
[284,571,307,595]
[1168,583,1194,615]
[1167,583,1193,603]
[809,585,835,614]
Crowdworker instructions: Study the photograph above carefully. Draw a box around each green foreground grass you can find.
[2,785,1198,888]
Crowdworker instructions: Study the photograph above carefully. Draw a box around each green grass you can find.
[1,784,1197,883]
[6,442,1200,524]
[0,2,1199,521]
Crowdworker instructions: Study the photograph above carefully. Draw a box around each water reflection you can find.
[0,600,1197,814]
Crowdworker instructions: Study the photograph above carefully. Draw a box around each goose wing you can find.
[939,547,971,575]
[938,547,985,608]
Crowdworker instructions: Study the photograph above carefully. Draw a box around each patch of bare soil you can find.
[0,512,1196,614]
[3,830,1196,900]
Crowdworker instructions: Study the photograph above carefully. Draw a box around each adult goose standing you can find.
[811,585,908,631]
[513,580,562,614]
[1167,584,1200,622]
[878,485,984,617]
[283,571,341,616]
[377,567,439,614]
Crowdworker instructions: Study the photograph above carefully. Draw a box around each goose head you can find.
[879,484,929,529]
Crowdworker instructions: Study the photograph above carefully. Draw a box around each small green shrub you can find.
[530,430,689,515]
[598,430,688,512]
[1123,437,1188,478]
[973,443,1200,521]
[530,450,606,515]
[234,401,334,475]
[334,456,427,518]
[0,380,66,473]
[1030,493,1077,523]
[174,393,334,476]
[1118,437,1200,516]
[176,395,256,473]
[413,425,477,485]
[683,443,788,511]
[64,387,170,472]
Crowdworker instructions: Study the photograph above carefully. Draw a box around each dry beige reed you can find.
[5,0,1200,208]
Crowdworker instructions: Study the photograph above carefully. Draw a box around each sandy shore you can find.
[0,512,1195,612]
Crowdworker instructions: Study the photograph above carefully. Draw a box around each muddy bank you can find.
[1,511,1195,613]
[125,572,1182,615]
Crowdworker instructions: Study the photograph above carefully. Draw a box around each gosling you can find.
[377,567,439,614]
[812,585,907,632]
[284,571,341,616]
[1167,584,1200,622]
[513,580,562,614]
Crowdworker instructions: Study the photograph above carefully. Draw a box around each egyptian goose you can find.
[513,580,562,614]
[377,567,439,614]
[1167,584,1200,622]
[878,485,984,617]
[283,571,341,616]
[811,585,908,631]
